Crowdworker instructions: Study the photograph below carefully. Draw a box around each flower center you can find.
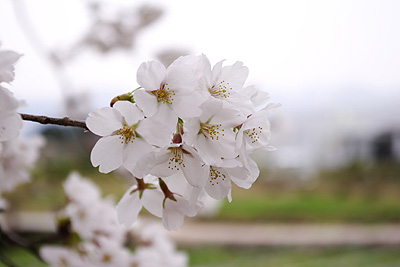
[153,83,175,104]
[168,147,185,170]
[199,122,224,141]
[244,126,263,144]
[116,125,136,144]
[209,166,226,186]
[209,80,231,99]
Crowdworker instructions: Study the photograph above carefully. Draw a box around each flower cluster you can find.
[0,44,43,210]
[40,172,187,267]
[0,43,22,143]
[86,55,280,230]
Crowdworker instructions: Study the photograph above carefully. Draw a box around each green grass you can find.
[0,247,47,267]
[216,192,400,223]
[5,169,129,212]
[5,157,400,223]
[2,245,400,267]
[187,246,400,267]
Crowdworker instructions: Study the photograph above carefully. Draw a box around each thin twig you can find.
[20,113,88,130]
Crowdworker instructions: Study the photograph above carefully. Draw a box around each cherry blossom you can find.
[183,99,245,165]
[159,172,204,230]
[0,135,44,209]
[236,103,281,153]
[84,55,280,230]
[0,87,23,142]
[0,44,21,83]
[0,45,23,142]
[86,101,156,175]
[116,175,164,226]
[41,172,188,267]
[145,134,208,188]
[197,56,253,113]
[134,59,205,129]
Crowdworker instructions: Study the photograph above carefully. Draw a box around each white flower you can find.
[63,173,126,243]
[134,59,205,129]
[0,86,23,142]
[239,85,271,111]
[129,220,188,267]
[159,172,204,230]
[81,238,134,267]
[66,198,126,243]
[145,135,208,188]
[162,195,197,231]
[205,158,259,201]
[0,44,21,83]
[183,99,245,165]
[236,103,281,153]
[198,57,252,112]
[42,173,187,266]
[40,246,90,267]
[117,175,164,227]
[86,101,155,175]
[63,171,101,205]
[0,135,43,204]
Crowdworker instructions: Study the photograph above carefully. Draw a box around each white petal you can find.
[0,113,22,141]
[116,186,142,226]
[149,149,178,177]
[152,103,178,132]
[142,189,164,217]
[230,156,260,189]
[181,151,207,188]
[199,99,223,122]
[123,139,153,176]
[205,167,232,200]
[137,61,166,90]
[172,93,203,118]
[86,107,123,136]
[220,61,249,90]
[136,117,174,147]
[211,60,224,85]
[0,86,19,110]
[196,134,223,165]
[182,118,201,146]
[113,101,144,126]
[163,201,185,231]
[0,50,21,83]
[134,89,158,117]
[211,106,246,127]
[90,135,123,173]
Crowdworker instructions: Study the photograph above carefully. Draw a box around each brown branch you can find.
[20,113,88,130]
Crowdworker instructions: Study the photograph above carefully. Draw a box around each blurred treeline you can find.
[4,126,400,223]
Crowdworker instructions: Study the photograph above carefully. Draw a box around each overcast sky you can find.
[1,0,400,168]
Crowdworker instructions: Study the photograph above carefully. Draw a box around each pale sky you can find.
[1,0,400,169]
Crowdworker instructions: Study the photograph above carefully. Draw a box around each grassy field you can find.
[5,160,400,223]
[2,246,400,267]
[187,246,400,267]
[3,153,400,266]
[215,188,400,223]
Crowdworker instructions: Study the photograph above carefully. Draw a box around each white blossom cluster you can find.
[40,172,187,267]
[86,55,280,230]
[0,44,43,210]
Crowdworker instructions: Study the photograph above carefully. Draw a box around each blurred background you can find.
[1,0,400,266]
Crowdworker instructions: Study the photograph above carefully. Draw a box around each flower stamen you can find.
[168,147,185,170]
[199,123,224,141]
[209,80,231,99]
[115,126,136,144]
[153,83,175,104]
[244,126,262,144]
[209,166,226,186]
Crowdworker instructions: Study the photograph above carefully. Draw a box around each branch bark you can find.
[20,113,88,130]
